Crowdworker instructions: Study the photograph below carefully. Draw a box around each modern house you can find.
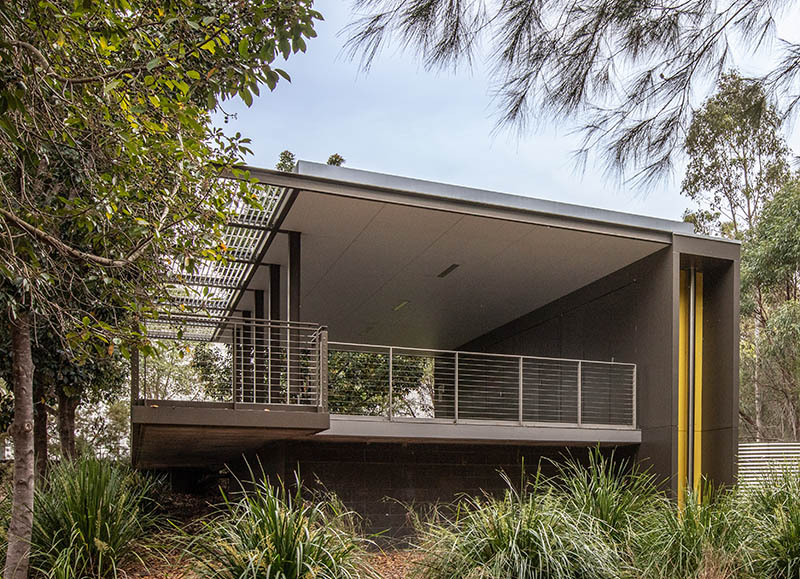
[131,161,739,530]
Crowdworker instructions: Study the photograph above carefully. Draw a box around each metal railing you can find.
[328,342,636,428]
[138,315,328,409]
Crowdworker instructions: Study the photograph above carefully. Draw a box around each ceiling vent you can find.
[437,263,460,278]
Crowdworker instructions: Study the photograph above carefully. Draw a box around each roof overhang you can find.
[160,161,737,349]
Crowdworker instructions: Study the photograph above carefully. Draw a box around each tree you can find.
[275,149,346,171]
[742,178,800,441]
[678,73,794,442]
[0,1,320,576]
[682,72,790,239]
[0,323,127,475]
[191,342,232,401]
[345,0,800,184]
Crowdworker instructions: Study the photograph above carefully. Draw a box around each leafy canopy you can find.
[682,72,790,238]
[0,0,321,351]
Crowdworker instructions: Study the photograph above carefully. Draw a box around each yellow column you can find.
[693,273,703,493]
[678,269,704,508]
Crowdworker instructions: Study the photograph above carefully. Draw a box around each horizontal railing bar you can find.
[329,341,635,367]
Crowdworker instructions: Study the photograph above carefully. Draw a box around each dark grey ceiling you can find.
[240,190,667,349]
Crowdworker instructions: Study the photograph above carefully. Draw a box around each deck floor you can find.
[131,401,640,470]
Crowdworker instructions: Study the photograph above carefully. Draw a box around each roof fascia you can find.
[238,165,678,244]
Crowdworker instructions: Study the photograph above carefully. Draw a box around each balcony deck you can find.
[131,317,639,469]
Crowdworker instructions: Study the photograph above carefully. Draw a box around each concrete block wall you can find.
[249,441,637,538]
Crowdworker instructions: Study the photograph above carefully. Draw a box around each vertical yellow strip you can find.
[678,270,689,508]
[693,273,703,493]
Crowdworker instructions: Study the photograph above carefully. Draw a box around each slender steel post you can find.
[388,346,394,421]
[231,323,238,403]
[632,364,637,427]
[454,352,459,424]
[687,267,697,489]
[130,347,139,405]
[319,328,328,411]
[518,357,524,424]
[577,360,583,426]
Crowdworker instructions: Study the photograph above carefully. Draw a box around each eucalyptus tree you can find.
[679,73,791,442]
[682,72,790,238]
[742,179,800,441]
[345,0,800,184]
[0,1,321,576]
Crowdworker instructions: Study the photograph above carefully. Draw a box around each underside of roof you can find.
[152,162,724,345]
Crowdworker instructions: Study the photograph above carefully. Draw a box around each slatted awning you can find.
[151,175,296,338]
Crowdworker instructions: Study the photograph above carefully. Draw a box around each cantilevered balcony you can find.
[131,315,639,469]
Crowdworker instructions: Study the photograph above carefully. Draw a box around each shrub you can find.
[630,486,754,579]
[192,471,372,579]
[30,457,159,578]
[747,469,800,578]
[414,472,622,579]
[554,448,661,542]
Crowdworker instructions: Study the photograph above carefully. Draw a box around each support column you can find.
[269,264,282,403]
[255,289,266,403]
[242,310,253,403]
[288,231,301,322]
[288,232,301,401]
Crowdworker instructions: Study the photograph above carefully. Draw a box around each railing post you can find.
[231,322,238,404]
[631,364,637,427]
[518,357,524,425]
[319,328,328,412]
[130,346,139,406]
[388,346,393,421]
[577,360,582,426]
[454,352,459,424]
[286,323,292,405]
[267,321,272,403]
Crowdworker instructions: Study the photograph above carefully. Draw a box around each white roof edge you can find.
[295,160,704,237]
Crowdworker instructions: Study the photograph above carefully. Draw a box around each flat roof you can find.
[293,161,697,236]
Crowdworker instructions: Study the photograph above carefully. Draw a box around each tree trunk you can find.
[4,311,35,579]
[56,389,79,460]
[33,380,48,481]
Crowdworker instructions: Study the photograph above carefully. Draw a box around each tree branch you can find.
[0,207,139,268]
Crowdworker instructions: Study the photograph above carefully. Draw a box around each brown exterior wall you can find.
[249,440,637,538]
[460,248,679,488]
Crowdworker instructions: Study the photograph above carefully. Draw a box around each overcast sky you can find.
[214,1,800,222]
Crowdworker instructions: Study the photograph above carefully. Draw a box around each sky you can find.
[213,1,800,222]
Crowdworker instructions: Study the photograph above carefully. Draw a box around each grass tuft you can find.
[31,457,159,578]
[191,468,373,579]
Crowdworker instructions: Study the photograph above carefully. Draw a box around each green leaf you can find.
[238,37,249,58]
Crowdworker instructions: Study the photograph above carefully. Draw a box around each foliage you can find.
[682,72,790,238]
[0,324,128,423]
[553,448,661,543]
[327,153,345,166]
[328,351,432,417]
[0,0,321,342]
[191,342,232,401]
[191,470,372,579]
[276,150,298,172]
[629,487,754,578]
[30,457,159,578]
[740,179,800,440]
[75,398,131,460]
[415,470,621,579]
[1,5,321,569]
[746,469,800,577]
[345,0,800,184]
